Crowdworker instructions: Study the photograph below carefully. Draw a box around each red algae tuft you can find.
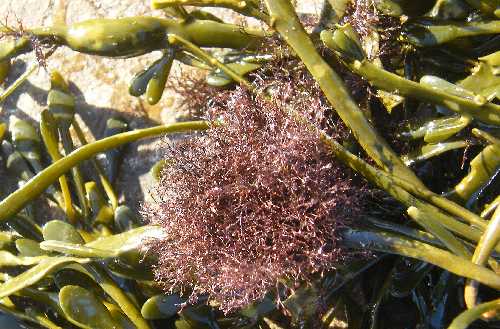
[145,88,364,312]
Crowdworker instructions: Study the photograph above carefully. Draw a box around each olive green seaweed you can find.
[150,159,168,181]
[151,0,268,21]
[42,220,154,329]
[482,194,500,218]
[41,224,163,280]
[0,1,499,327]
[406,206,471,258]
[10,117,65,209]
[0,65,37,104]
[73,120,119,211]
[286,107,491,243]
[0,17,265,60]
[450,135,500,203]
[0,122,6,141]
[263,317,286,329]
[85,225,165,254]
[175,51,211,70]
[321,26,500,126]
[401,115,471,144]
[0,37,30,60]
[53,266,107,300]
[25,308,63,329]
[40,110,78,223]
[10,118,44,173]
[0,251,50,267]
[130,57,167,97]
[342,229,500,290]
[6,215,43,242]
[2,141,34,182]
[141,294,184,319]
[179,304,221,328]
[167,34,254,89]
[447,298,500,329]
[16,288,65,320]
[40,225,165,259]
[460,59,500,101]
[317,123,495,252]
[145,49,175,105]
[282,285,322,325]
[49,71,90,220]
[102,117,129,184]
[206,61,262,87]
[0,59,10,85]
[59,285,120,329]
[84,264,151,329]
[0,303,62,329]
[15,239,46,257]
[461,0,500,17]
[0,231,15,250]
[402,140,468,166]
[263,0,425,188]
[0,121,210,222]
[114,205,142,232]
[465,205,500,310]
[40,240,115,258]
[161,4,190,19]
[473,128,500,145]
[366,217,445,248]
[429,0,469,20]
[85,181,114,226]
[42,220,85,244]
[109,308,136,329]
[403,19,500,47]
[0,256,90,300]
